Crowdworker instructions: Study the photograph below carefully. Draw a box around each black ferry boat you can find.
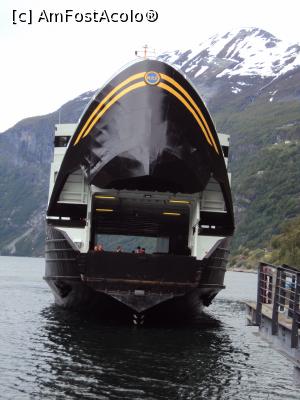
[45,58,234,324]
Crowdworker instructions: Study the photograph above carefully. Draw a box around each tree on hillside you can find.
[270,216,300,268]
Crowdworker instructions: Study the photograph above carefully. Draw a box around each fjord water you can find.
[0,256,299,400]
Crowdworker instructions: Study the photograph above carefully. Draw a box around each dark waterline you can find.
[0,256,300,399]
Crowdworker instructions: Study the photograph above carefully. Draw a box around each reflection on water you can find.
[1,257,300,399]
[36,306,234,399]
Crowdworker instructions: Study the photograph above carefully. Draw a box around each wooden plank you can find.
[245,302,298,332]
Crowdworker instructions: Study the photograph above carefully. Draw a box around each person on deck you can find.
[94,243,104,252]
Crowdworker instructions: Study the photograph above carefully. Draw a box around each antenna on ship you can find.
[135,44,156,59]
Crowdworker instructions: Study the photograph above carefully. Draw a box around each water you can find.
[0,256,299,399]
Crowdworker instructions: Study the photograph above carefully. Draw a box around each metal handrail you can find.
[256,262,300,348]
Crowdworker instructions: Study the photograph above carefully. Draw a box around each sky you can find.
[1,0,300,132]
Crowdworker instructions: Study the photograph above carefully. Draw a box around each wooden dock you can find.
[245,263,300,368]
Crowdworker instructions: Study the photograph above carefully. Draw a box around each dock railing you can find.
[256,262,300,348]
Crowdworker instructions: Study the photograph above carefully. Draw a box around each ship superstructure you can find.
[45,59,234,323]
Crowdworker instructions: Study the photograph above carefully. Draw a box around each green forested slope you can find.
[229,215,300,270]
[214,99,300,254]
[269,216,300,267]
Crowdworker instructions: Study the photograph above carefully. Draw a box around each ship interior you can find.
[90,192,192,256]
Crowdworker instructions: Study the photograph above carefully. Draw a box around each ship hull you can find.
[45,226,228,324]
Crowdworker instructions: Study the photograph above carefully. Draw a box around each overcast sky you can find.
[1,0,299,132]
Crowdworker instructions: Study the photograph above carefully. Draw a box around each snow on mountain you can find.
[159,28,300,80]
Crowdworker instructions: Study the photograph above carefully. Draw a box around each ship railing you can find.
[256,262,300,348]
[200,198,226,212]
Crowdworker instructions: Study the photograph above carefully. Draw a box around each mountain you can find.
[1,28,300,257]
[160,27,300,93]
[159,27,300,252]
[0,91,95,255]
[160,27,300,120]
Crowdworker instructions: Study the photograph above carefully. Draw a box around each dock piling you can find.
[291,272,300,348]
[246,262,300,368]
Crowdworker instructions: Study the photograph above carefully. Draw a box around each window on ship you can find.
[54,136,71,147]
